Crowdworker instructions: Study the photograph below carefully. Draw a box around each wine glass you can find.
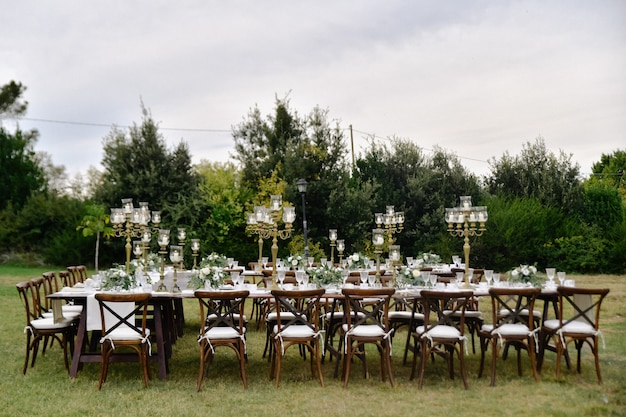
[301,272,309,288]
[262,257,269,270]
[421,271,430,287]
[484,269,493,286]
[277,269,286,288]
[455,271,464,286]
[230,271,241,287]
[367,273,376,287]
[227,257,234,269]
[429,273,437,287]
[359,270,368,286]
[546,268,556,285]
[320,258,328,267]
[307,257,314,268]
[295,271,305,287]
[406,257,413,267]
[557,271,566,286]
[492,273,501,286]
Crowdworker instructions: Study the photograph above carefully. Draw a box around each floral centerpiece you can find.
[397,266,425,287]
[286,254,306,270]
[130,253,160,284]
[188,252,229,290]
[307,264,343,287]
[346,252,369,270]
[101,266,135,291]
[414,251,441,268]
[509,264,541,287]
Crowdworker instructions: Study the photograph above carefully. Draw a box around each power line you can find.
[15,117,231,133]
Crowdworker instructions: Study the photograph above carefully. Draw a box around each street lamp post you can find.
[297,179,309,259]
[445,196,488,288]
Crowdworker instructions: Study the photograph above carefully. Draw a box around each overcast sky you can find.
[1,0,624,179]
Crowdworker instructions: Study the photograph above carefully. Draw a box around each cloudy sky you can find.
[1,0,624,179]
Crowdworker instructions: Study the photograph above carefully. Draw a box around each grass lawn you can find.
[1,265,624,416]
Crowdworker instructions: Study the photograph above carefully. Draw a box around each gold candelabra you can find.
[372,228,384,281]
[374,205,404,245]
[110,199,161,274]
[389,244,401,287]
[191,239,200,269]
[329,229,337,265]
[156,229,170,292]
[169,244,182,293]
[445,196,488,288]
[336,239,345,266]
[246,195,295,281]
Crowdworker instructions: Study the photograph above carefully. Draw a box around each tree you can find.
[232,97,350,256]
[94,105,199,222]
[591,149,626,197]
[485,137,583,214]
[0,80,45,211]
[77,204,114,271]
[0,80,28,119]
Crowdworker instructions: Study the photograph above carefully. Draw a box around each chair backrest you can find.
[16,281,38,326]
[75,265,88,283]
[30,277,50,316]
[42,271,60,294]
[94,292,152,338]
[270,288,325,333]
[421,290,473,332]
[557,286,609,330]
[59,270,73,287]
[342,287,395,332]
[195,290,249,333]
[67,266,79,286]
[488,287,541,329]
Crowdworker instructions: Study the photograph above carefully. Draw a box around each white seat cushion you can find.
[342,323,385,337]
[420,325,461,339]
[489,323,530,337]
[273,324,316,338]
[389,311,424,321]
[205,326,246,339]
[30,317,73,330]
[266,311,296,322]
[107,327,149,341]
[543,319,595,335]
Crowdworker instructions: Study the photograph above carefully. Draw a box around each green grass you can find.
[1,266,625,416]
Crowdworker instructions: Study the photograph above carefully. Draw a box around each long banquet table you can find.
[49,279,559,381]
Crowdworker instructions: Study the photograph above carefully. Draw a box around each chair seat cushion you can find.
[342,323,385,337]
[107,327,149,341]
[273,324,316,338]
[444,309,483,319]
[482,323,530,337]
[418,324,461,339]
[30,317,73,330]
[543,319,595,334]
[205,326,246,339]
[207,313,248,322]
[266,311,296,322]
[389,311,424,321]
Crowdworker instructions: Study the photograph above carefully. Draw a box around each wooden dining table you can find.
[48,289,176,380]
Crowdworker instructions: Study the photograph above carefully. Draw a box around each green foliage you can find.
[0,127,46,210]
[485,137,583,215]
[591,149,626,196]
[0,80,28,118]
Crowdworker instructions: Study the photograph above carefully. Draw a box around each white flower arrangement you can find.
[307,264,343,287]
[416,251,441,267]
[509,264,541,287]
[397,266,425,286]
[287,254,306,270]
[101,266,135,291]
[346,252,369,269]
[188,252,229,290]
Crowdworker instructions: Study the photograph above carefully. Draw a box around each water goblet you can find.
[302,273,309,288]
[492,273,501,286]
[276,258,284,269]
[227,257,234,269]
[421,270,430,287]
[406,257,413,267]
[307,257,314,268]
[262,257,269,270]
[456,271,465,286]
[484,269,493,286]
[429,273,437,287]
[295,271,305,287]
[320,258,328,267]
[230,271,241,287]
[367,273,376,287]
[277,269,286,288]
[557,271,566,286]
[546,268,556,285]
[359,270,368,286]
